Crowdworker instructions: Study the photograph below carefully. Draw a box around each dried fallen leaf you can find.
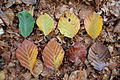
[17,10,35,37]
[84,12,103,39]
[114,21,120,33]
[58,11,80,38]
[69,69,87,80]
[42,39,65,70]
[21,0,36,4]
[36,13,54,35]
[0,70,5,80]
[16,40,39,76]
[32,59,43,77]
[66,41,87,65]
[88,42,111,71]
[0,9,10,26]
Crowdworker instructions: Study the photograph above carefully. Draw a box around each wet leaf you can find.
[17,10,35,37]
[66,41,87,64]
[16,40,38,76]
[84,12,103,39]
[42,39,64,70]
[58,11,80,38]
[36,13,54,35]
[88,42,111,71]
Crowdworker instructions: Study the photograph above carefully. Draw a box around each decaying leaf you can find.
[17,10,35,37]
[58,11,80,38]
[88,42,111,71]
[84,12,103,39]
[36,13,54,35]
[42,39,65,70]
[32,59,43,77]
[114,21,120,33]
[0,9,10,26]
[66,41,87,64]
[21,0,36,4]
[16,40,39,76]
[69,69,87,80]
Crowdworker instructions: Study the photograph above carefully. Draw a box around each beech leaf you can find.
[17,10,35,37]
[42,39,65,70]
[84,12,103,39]
[88,42,111,71]
[36,13,54,35]
[66,41,87,64]
[16,40,39,76]
[58,11,80,38]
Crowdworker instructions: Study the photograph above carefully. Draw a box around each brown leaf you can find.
[16,40,38,76]
[114,21,120,33]
[21,0,36,4]
[42,38,65,70]
[88,42,111,71]
[0,9,10,26]
[69,69,87,80]
[66,41,87,64]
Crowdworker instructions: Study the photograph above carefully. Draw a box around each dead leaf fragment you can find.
[21,0,36,4]
[0,9,10,26]
[16,40,38,76]
[69,69,87,80]
[42,38,65,70]
[114,21,120,33]
[66,41,87,65]
[88,42,111,71]
[32,59,43,77]
[0,71,5,80]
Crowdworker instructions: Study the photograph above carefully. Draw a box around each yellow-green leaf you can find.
[42,39,65,70]
[84,12,103,39]
[58,11,80,38]
[16,40,38,76]
[36,13,54,35]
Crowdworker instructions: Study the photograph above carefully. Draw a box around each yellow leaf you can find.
[84,12,103,39]
[16,40,38,76]
[42,39,65,70]
[58,11,80,38]
[36,13,54,35]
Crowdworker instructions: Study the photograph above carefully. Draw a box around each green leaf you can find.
[17,10,35,37]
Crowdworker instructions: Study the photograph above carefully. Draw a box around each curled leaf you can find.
[66,41,87,64]
[16,40,39,76]
[42,39,65,70]
[84,12,103,39]
[17,10,35,37]
[36,13,54,35]
[58,11,80,38]
[88,42,111,71]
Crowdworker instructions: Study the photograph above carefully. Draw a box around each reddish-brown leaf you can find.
[66,41,87,64]
[42,39,65,70]
[16,40,38,75]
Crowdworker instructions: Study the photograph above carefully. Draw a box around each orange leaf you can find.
[42,39,65,70]
[16,40,38,74]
